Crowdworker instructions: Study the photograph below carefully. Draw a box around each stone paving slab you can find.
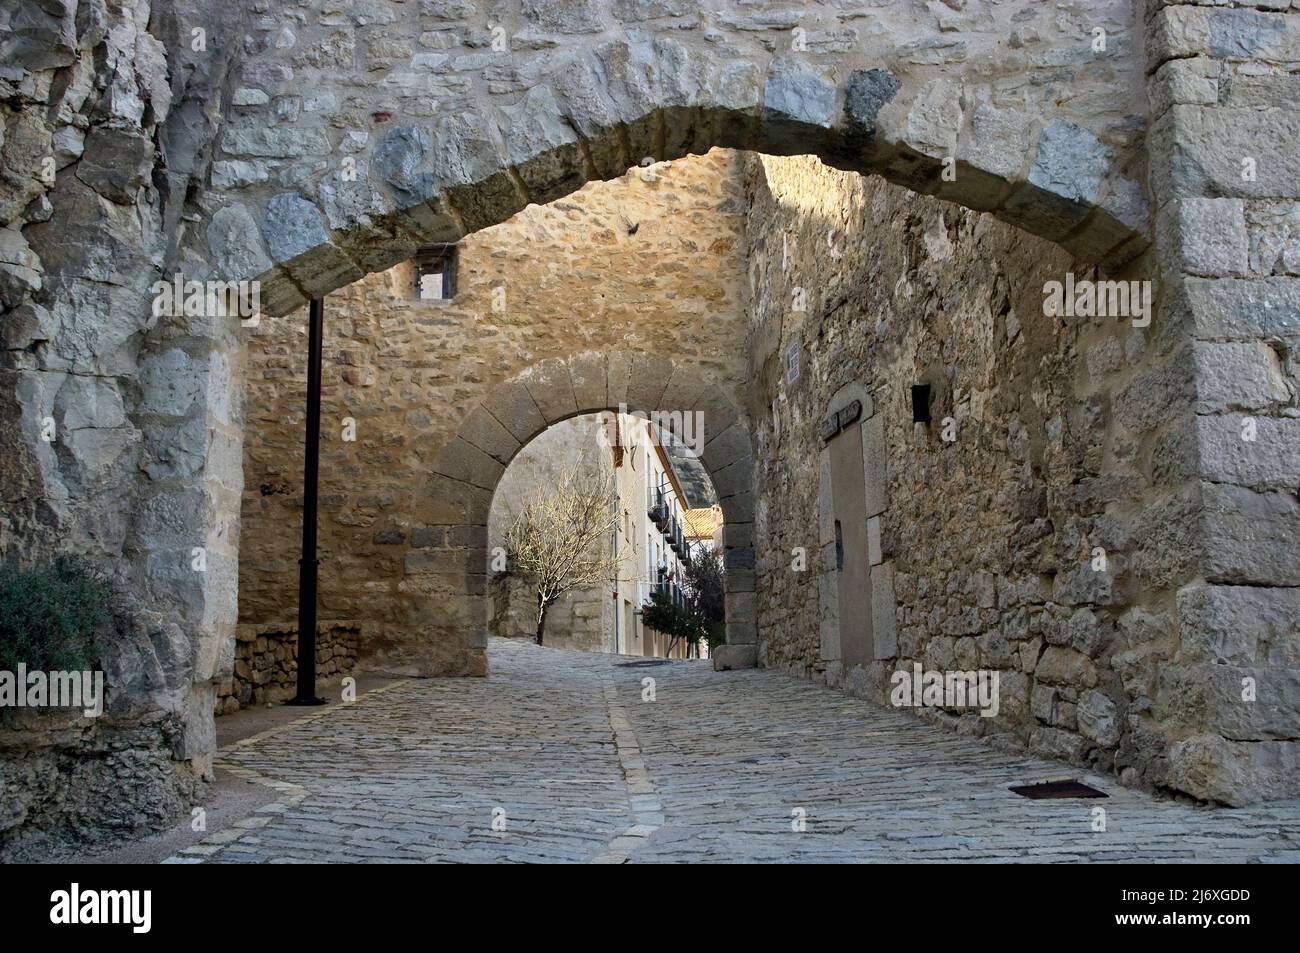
[170,639,1300,864]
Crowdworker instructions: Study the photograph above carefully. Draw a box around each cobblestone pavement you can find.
[168,639,1300,863]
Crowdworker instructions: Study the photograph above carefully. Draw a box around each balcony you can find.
[648,489,668,530]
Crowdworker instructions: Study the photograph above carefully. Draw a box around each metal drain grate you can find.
[1009,779,1108,799]
[615,659,672,668]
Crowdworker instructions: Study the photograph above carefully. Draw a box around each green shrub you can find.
[0,556,109,672]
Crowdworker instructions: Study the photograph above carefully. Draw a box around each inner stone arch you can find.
[420,351,755,677]
[233,153,757,691]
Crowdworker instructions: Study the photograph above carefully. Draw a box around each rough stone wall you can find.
[238,151,747,671]
[217,621,359,715]
[2,0,1294,843]
[744,151,1276,802]
[0,0,251,844]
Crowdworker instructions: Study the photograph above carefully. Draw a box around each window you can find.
[911,384,932,424]
[414,244,457,300]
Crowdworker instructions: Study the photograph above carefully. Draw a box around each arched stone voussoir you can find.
[458,404,522,467]
[425,473,492,527]
[259,192,365,297]
[565,351,610,413]
[625,351,675,414]
[479,378,548,447]
[201,0,1151,319]
[430,436,505,492]
[518,357,579,425]
[658,363,710,415]
[501,84,592,207]
[718,489,755,525]
[701,420,752,475]
[710,456,755,501]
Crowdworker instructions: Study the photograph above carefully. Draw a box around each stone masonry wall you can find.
[238,151,747,670]
[216,621,360,715]
[2,0,1295,845]
[1142,0,1300,803]
[743,152,1266,801]
[0,0,247,847]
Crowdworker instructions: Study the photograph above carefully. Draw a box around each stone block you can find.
[710,458,752,499]
[1193,341,1290,413]
[723,522,753,550]
[1195,415,1300,490]
[712,643,757,671]
[725,590,756,625]
[871,561,897,661]
[261,192,329,264]
[1176,276,1300,342]
[1162,198,1248,277]
[1151,105,1300,201]
[760,59,835,151]
[861,415,886,518]
[458,404,522,465]
[1035,646,1098,688]
[900,78,963,160]
[1000,120,1113,240]
[1177,582,1300,667]
[519,357,578,425]
[867,515,882,565]
[566,352,608,411]
[725,621,756,645]
[481,380,547,445]
[1167,734,1300,806]
[837,68,901,153]
[1078,690,1120,747]
[1201,483,1300,585]
[500,85,586,205]
[625,352,673,413]
[702,422,751,474]
[657,364,708,415]
[718,490,754,523]
[431,437,505,490]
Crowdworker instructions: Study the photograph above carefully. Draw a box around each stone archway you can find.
[209,11,1150,322]
[8,0,1298,835]
[159,3,1152,769]
[395,351,755,676]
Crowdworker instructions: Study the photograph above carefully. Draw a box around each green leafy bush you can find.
[683,550,726,647]
[640,588,692,645]
[0,557,109,671]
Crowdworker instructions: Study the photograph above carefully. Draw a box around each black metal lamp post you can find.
[288,296,327,706]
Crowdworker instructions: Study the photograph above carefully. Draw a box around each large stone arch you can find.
[130,1,1150,820]
[176,0,1153,715]
[204,2,1150,320]
[396,351,755,676]
[13,0,1299,834]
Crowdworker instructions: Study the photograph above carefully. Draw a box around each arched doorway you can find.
[417,352,756,675]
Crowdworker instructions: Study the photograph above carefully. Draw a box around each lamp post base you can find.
[285,696,328,707]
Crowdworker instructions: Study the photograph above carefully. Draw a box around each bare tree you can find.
[501,462,621,645]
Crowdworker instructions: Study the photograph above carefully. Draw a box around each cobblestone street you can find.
[157,639,1300,864]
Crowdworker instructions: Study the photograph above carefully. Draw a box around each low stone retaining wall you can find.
[217,622,360,714]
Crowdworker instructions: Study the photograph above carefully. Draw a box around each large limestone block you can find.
[712,643,757,670]
[519,358,577,425]
[1177,583,1300,667]
[431,437,505,491]
[481,379,547,445]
